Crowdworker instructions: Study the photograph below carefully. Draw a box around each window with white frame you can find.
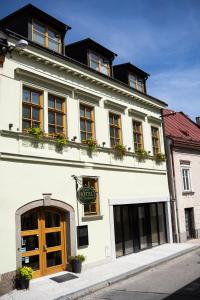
[181,165,192,192]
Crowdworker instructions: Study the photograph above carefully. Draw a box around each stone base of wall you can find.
[180,229,200,242]
[0,270,16,296]
[195,229,200,239]
[180,232,187,242]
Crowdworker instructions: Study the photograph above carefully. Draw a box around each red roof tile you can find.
[163,109,200,143]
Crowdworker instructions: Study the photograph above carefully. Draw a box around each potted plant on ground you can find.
[16,266,33,290]
[69,254,86,273]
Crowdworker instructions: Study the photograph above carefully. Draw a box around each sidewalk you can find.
[1,243,199,300]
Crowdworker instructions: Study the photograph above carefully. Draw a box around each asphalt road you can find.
[81,249,200,300]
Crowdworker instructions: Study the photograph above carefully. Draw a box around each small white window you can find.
[181,167,192,192]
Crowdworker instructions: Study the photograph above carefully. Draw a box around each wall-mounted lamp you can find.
[102,142,106,147]
[9,123,13,131]
[0,39,28,56]
[71,136,77,142]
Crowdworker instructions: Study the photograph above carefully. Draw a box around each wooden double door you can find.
[20,207,67,278]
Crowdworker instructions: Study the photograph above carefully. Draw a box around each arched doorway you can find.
[16,196,76,278]
[21,207,66,278]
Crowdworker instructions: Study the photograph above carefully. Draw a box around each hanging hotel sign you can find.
[78,186,96,204]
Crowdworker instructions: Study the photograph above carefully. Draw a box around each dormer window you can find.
[128,74,144,92]
[88,52,110,76]
[32,20,61,53]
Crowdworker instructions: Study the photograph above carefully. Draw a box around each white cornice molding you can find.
[0,151,167,175]
[104,99,127,111]
[15,68,102,101]
[128,108,147,120]
[147,115,162,125]
[12,45,165,110]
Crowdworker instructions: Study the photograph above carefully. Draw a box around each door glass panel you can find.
[21,211,38,231]
[123,206,133,255]
[132,205,140,252]
[150,204,159,246]
[158,203,166,244]
[21,235,39,251]
[45,211,60,228]
[47,251,62,267]
[138,206,148,250]
[46,232,61,247]
[114,206,123,257]
[22,255,39,271]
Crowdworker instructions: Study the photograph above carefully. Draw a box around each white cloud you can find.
[148,67,200,119]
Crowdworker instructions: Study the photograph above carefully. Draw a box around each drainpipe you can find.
[169,140,181,242]
[161,109,180,242]
[166,138,181,242]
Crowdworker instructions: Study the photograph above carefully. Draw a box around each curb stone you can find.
[56,245,200,300]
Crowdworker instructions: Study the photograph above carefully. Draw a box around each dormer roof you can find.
[66,38,117,61]
[0,3,71,34]
[113,63,150,78]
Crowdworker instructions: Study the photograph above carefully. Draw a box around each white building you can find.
[164,109,200,243]
[0,4,172,295]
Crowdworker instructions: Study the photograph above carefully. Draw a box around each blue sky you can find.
[1,0,200,119]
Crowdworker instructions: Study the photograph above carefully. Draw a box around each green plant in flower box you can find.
[113,143,126,157]
[136,149,149,160]
[55,133,68,148]
[25,127,43,139]
[155,152,166,162]
[83,138,97,153]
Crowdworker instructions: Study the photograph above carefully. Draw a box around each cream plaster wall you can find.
[0,159,169,274]
[173,149,200,240]
[0,43,170,276]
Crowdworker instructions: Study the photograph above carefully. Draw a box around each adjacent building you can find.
[164,109,200,242]
[0,4,172,294]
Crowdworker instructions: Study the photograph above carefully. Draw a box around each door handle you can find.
[43,245,47,251]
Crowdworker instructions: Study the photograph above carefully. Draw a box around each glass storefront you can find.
[114,202,167,257]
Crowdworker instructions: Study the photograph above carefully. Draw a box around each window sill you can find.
[82,215,103,222]
[182,191,195,196]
